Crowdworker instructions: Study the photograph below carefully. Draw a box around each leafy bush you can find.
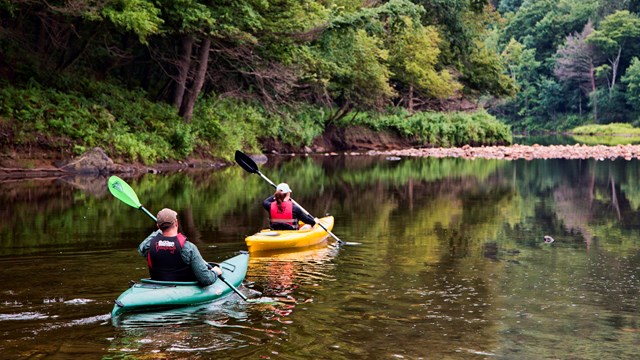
[270,104,327,146]
[571,123,640,135]
[339,108,512,146]
[0,79,186,164]
[192,97,267,160]
[0,75,515,165]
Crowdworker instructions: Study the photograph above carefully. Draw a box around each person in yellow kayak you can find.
[263,183,318,231]
[138,208,222,285]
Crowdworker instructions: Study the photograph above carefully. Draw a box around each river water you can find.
[2,155,640,359]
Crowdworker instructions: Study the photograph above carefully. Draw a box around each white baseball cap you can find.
[276,183,292,193]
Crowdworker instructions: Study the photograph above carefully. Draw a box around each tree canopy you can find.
[7,0,638,134]
[0,0,514,122]
[493,0,640,129]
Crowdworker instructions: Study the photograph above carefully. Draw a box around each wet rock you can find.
[58,147,125,174]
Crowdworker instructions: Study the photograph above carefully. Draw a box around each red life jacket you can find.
[270,201,298,230]
[147,233,197,282]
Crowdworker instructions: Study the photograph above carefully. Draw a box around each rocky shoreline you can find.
[0,147,226,180]
[365,143,640,161]
[2,143,640,181]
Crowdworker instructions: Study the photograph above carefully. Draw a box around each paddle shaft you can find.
[219,275,248,301]
[256,170,343,244]
[140,206,157,222]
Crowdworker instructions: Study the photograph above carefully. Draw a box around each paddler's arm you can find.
[293,205,316,226]
[181,241,217,286]
[138,229,162,257]
[263,196,275,210]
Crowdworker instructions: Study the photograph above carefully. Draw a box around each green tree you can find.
[416,0,490,57]
[497,0,525,14]
[310,0,424,119]
[587,10,640,92]
[388,19,461,111]
[461,41,515,98]
[621,57,640,112]
[101,0,164,44]
[501,0,598,62]
[498,39,566,126]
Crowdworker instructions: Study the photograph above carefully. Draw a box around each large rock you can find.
[58,147,122,174]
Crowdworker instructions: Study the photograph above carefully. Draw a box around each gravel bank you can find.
[365,144,640,161]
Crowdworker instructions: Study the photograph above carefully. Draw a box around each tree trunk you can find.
[579,95,582,116]
[57,23,100,72]
[609,47,622,92]
[408,82,416,113]
[173,34,194,110]
[328,101,352,123]
[180,37,211,122]
[611,176,621,220]
[590,61,597,124]
[38,17,47,55]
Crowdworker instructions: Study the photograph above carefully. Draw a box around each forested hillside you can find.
[491,0,640,131]
[4,0,632,163]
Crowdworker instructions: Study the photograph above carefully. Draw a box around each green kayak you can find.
[111,252,249,318]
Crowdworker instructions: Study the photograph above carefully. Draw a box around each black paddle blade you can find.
[235,150,259,174]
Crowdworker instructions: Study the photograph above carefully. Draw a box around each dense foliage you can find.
[491,0,640,131]
[5,0,640,159]
[0,0,521,163]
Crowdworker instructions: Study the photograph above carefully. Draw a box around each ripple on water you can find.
[64,298,95,305]
[0,312,49,321]
[35,313,111,333]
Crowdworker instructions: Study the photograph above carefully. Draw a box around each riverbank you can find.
[0,147,226,180]
[4,142,640,182]
[365,143,640,161]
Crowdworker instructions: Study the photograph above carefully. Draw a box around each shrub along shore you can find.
[5,80,639,170]
[0,81,511,166]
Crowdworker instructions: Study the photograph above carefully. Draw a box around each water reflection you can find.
[107,246,340,358]
[248,245,339,298]
[2,156,640,358]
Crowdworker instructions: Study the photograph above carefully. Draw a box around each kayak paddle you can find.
[108,175,157,221]
[107,175,249,302]
[234,150,344,245]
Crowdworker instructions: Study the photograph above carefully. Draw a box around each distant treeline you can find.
[491,0,640,130]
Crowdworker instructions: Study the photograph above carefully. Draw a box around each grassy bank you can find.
[0,79,511,164]
[569,123,640,145]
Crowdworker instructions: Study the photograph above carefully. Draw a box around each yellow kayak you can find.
[245,216,335,252]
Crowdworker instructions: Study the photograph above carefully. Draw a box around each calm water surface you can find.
[2,155,640,359]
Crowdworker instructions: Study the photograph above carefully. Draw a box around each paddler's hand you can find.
[211,266,223,276]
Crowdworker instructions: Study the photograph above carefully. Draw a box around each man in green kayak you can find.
[138,208,222,285]
[263,183,318,231]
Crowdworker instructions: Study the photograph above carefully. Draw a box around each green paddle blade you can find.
[108,176,142,209]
